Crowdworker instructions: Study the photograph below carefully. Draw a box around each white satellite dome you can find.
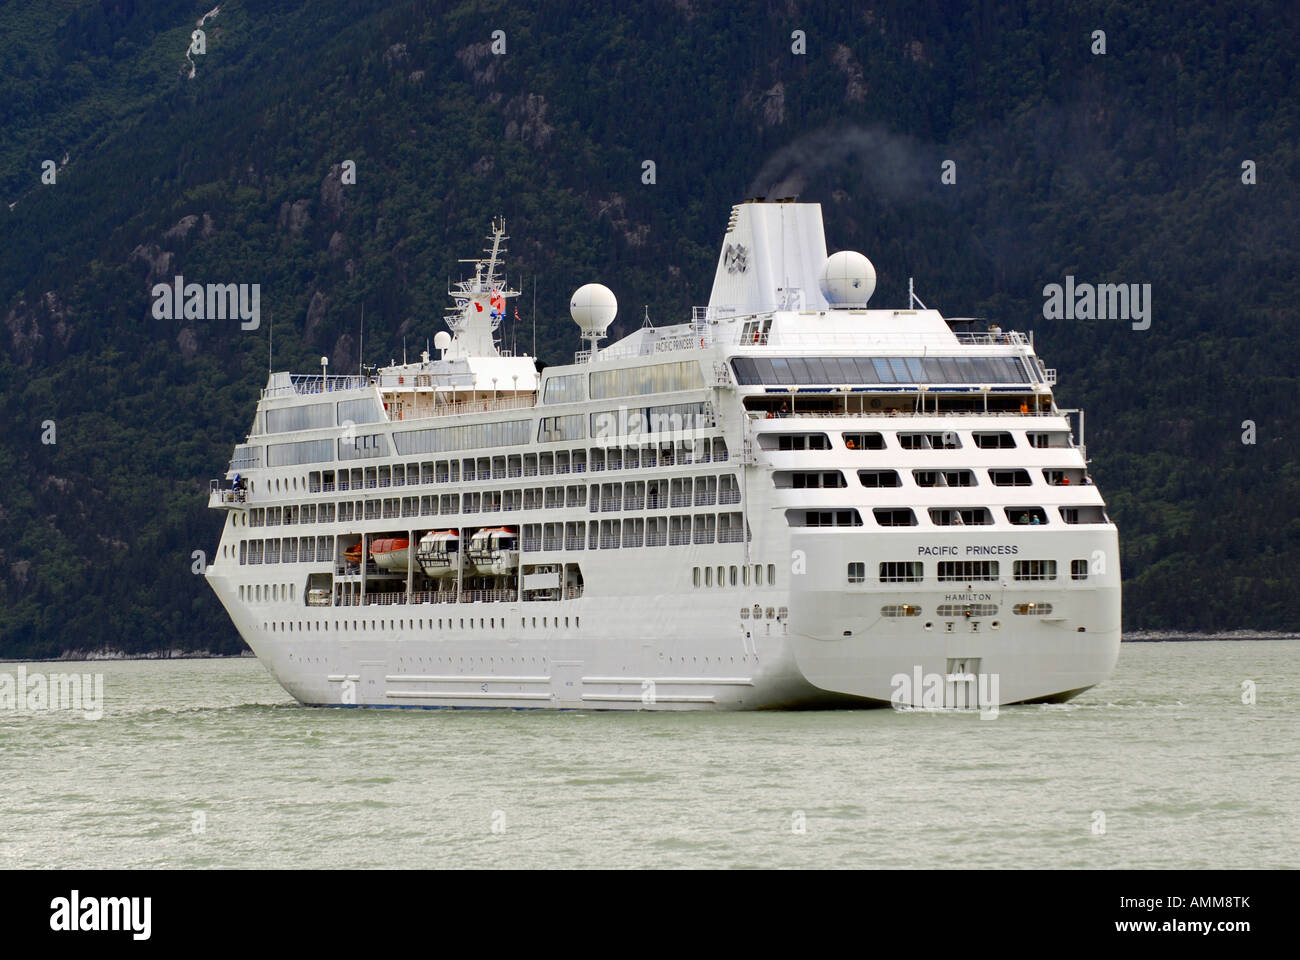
[433,331,452,351]
[819,251,876,308]
[570,283,617,335]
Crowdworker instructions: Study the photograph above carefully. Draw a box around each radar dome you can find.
[819,251,876,308]
[433,331,452,351]
[570,283,617,335]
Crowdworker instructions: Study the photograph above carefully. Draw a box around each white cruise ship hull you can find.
[206,202,1124,711]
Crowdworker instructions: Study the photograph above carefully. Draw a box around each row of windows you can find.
[242,473,741,527]
[732,356,1033,387]
[237,438,732,509]
[824,467,1088,488]
[693,564,779,588]
[294,440,731,493]
[788,506,1108,528]
[521,514,749,550]
[260,615,582,631]
[761,430,1072,451]
[847,559,1089,583]
[240,537,334,565]
[876,602,1054,618]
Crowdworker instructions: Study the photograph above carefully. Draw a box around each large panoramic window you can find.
[590,401,712,439]
[267,438,333,466]
[264,402,334,434]
[730,356,1031,386]
[393,420,531,455]
[337,397,384,426]
[543,374,586,404]
[589,360,704,399]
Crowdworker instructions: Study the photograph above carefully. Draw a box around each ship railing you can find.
[695,496,717,506]
[262,374,370,399]
[208,481,247,507]
[419,394,538,419]
[748,331,1030,348]
[669,531,691,545]
[461,588,516,603]
[719,491,741,504]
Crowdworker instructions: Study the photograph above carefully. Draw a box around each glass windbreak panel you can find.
[543,374,585,404]
[731,357,1030,386]
[337,397,384,425]
[265,402,334,433]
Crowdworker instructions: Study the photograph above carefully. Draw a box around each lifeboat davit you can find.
[467,527,519,576]
[342,542,364,565]
[370,537,411,572]
[417,530,461,581]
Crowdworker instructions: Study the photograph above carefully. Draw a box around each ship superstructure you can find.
[206,201,1121,709]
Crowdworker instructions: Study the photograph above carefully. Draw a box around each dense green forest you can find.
[1,0,1296,656]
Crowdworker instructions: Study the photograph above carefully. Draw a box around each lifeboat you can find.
[370,537,411,572]
[416,530,461,581]
[467,527,519,577]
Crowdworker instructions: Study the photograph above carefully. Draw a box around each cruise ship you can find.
[205,200,1121,710]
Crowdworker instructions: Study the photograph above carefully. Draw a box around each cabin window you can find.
[937,561,999,581]
[929,507,993,526]
[1013,560,1057,581]
[777,471,846,489]
[1071,559,1089,581]
[873,508,917,527]
[913,469,976,488]
[879,562,923,583]
[881,605,921,618]
[974,432,1016,449]
[990,469,1032,487]
[847,562,866,583]
[757,433,832,451]
[1013,603,1054,615]
[785,509,864,527]
[898,432,960,450]
[842,432,886,450]
[858,470,901,487]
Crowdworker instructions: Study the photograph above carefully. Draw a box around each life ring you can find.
[700,338,706,348]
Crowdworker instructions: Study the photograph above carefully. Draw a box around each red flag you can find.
[490,289,505,314]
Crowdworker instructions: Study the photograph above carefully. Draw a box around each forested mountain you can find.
[1,0,1296,656]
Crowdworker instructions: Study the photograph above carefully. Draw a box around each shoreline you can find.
[1,632,1297,663]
